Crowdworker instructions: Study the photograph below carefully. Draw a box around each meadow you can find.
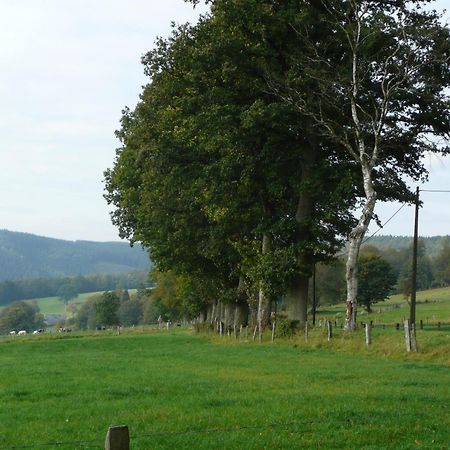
[315,286,450,326]
[0,329,449,449]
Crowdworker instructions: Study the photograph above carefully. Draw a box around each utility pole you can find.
[410,186,419,327]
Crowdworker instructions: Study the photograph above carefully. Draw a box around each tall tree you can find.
[95,292,120,328]
[357,254,396,313]
[105,0,359,330]
[267,0,450,328]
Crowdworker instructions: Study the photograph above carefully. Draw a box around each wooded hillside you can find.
[0,230,151,281]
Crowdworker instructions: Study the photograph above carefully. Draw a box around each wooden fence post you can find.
[304,322,309,342]
[327,320,332,341]
[252,325,258,341]
[365,322,371,347]
[404,319,411,353]
[271,321,276,342]
[105,425,129,450]
[411,323,418,352]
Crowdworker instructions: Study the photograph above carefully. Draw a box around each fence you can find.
[0,419,365,450]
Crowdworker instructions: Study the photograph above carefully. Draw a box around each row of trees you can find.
[315,237,450,311]
[0,271,151,307]
[0,302,45,334]
[73,284,183,330]
[105,0,450,331]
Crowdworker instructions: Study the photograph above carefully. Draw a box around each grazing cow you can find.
[18,330,27,336]
[9,331,16,336]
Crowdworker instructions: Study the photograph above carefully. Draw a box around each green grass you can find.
[317,286,450,325]
[0,292,101,316]
[0,330,449,449]
[0,290,139,317]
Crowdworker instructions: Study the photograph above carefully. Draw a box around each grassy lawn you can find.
[316,286,450,325]
[0,330,449,449]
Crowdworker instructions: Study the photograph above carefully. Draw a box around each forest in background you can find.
[0,229,151,281]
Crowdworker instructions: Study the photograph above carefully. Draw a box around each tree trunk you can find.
[284,273,308,327]
[224,303,234,329]
[234,301,249,328]
[257,233,272,340]
[345,163,377,330]
[283,145,317,327]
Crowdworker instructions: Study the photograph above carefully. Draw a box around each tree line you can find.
[104,0,450,332]
[0,229,150,282]
[315,237,450,312]
[0,271,152,307]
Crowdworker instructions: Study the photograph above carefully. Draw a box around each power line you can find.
[336,201,409,258]
[362,202,408,244]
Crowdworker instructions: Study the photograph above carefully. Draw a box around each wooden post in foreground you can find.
[304,322,309,342]
[404,320,411,352]
[327,321,332,341]
[105,425,129,450]
[365,323,371,347]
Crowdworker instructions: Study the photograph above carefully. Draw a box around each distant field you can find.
[0,290,139,317]
[0,330,448,449]
[2,286,449,327]
[317,286,450,324]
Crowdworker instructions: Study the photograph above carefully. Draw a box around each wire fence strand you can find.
[0,417,373,450]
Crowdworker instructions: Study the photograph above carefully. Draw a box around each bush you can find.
[275,318,299,338]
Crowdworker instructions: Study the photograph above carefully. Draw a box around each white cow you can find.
[9,330,16,336]
[18,330,27,336]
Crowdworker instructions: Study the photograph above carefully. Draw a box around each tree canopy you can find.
[105,0,450,330]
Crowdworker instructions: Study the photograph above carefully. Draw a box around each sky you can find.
[0,0,208,242]
[0,1,449,242]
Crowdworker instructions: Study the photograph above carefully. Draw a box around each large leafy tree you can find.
[357,254,396,313]
[105,0,359,330]
[0,301,44,334]
[265,0,450,328]
[95,291,120,328]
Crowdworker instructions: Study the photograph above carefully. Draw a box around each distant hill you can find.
[0,230,151,281]
[364,235,450,257]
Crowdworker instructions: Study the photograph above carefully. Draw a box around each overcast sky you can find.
[0,1,449,242]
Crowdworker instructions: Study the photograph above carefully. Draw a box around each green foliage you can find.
[95,291,120,327]
[274,317,298,338]
[0,229,151,282]
[431,237,450,286]
[313,260,346,306]
[118,298,143,327]
[357,255,397,312]
[74,294,101,330]
[0,271,151,307]
[0,301,44,333]
[56,282,78,305]
[148,270,206,321]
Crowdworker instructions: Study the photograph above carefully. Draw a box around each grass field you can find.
[0,292,100,316]
[0,329,449,449]
[316,286,450,325]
